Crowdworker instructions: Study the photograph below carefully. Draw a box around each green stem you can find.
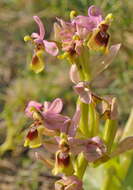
[76,61,85,81]
[78,48,91,82]
[82,47,91,82]
[75,101,89,179]
[74,51,92,180]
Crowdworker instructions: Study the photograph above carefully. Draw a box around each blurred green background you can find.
[0,0,133,189]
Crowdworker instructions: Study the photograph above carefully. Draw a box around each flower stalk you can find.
[22,5,133,190]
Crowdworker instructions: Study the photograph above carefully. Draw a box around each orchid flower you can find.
[43,134,107,176]
[54,5,112,62]
[25,98,70,131]
[24,98,70,148]
[54,18,82,59]
[24,16,58,73]
[54,6,103,60]
[22,5,133,190]
[72,5,103,39]
[54,6,121,83]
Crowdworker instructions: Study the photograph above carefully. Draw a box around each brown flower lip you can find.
[95,24,109,47]
[32,55,39,65]
[57,152,70,167]
[27,128,38,140]
[95,30,109,47]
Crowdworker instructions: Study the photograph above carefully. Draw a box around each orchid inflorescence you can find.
[24,5,133,190]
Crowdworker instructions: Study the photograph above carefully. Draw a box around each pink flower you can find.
[24,98,72,148]
[25,98,70,133]
[55,18,83,56]
[72,6,103,38]
[24,16,58,73]
[69,136,107,162]
[32,16,58,56]
[55,18,76,42]
[44,135,106,163]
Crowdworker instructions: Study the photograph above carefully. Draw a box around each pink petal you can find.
[33,16,45,40]
[84,136,106,162]
[42,112,70,132]
[43,101,51,112]
[43,138,58,153]
[74,82,92,104]
[25,101,43,118]
[56,17,74,29]
[73,15,96,31]
[76,24,90,39]
[88,6,103,25]
[69,138,87,155]
[54,22,62,41]
[75,40,83,55]
[69,64,80,84]
[43,40,59,56]
[88,5,102,17]
[68,105,81,137]
[31,32,40,39]
[47,98,63,114]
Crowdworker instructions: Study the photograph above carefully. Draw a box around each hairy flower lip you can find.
[27,128,38,140]
[95,30,109,47]
[57,152,70,167]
